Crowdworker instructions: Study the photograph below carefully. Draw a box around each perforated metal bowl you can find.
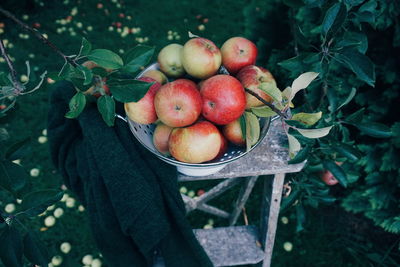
[125,63,271,176]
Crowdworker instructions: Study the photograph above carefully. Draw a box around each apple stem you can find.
[0,7,78,67]
[245,88,288,119]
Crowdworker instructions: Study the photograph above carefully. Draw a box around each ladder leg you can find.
[259,173,285,267]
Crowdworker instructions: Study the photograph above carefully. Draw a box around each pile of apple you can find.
[124,36,277,164]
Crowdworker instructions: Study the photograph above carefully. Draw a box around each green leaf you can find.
[97,95,115,127]
[20,190,64,217]
[109,80,153,103]
[295,126,333,139]
[258,82,282,104]
[58,62,75,79]
[355,122,392,138]
[278,55,305,71]
[87,49,123,70]
[291,112,322,126]
[0,226,23,267]
[76,65,93,86]
[79,37,92,56]
[0,160,28,194]
[323,160,348,187]
[336,31,368,54]
[290,72,319,101]
[336,87,356,111]
[335,50,375,86]
[123,45,155,73]
[245,111,260,151]
[239,114,247,141]
[327,86,338,113]
[287,133,301,158]
[280,187,300,212]
[0,72,11,86]
[23,232,50,267]
[344,108,365,123]
[250,105,277,117]
[322,3,347,35]
[65,92,86,119]
[296,204,306,232]
[5,137,31,161]
[288,145,311,164]
[333,143,362,161]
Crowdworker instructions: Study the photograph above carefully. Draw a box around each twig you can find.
[0,6,78,67]
[0,39,24,93]
[290,8,299,57]
[245,88,288,119]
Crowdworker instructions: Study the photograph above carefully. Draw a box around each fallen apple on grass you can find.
[169,121,222,163]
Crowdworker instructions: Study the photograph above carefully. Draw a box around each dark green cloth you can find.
[47,82,214,267]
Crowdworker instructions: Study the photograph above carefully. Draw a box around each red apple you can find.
[142,69,168,84]
[320,162,343,186]
[157,43,185,77]
[200,75,246,125]
[169,121,221,163]
[236,65,276,109]
[154,79,202,127]
[124,77,161,124]
[181,37,221,79]
[213,132,228,160]
[222,119,245,146]
[153,122,174,155]
[82,60,112,98]
[221,37,257,75]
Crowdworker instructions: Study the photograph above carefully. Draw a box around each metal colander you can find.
[124,63,271,176]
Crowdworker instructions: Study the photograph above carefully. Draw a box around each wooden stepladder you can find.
[178,118,305,267]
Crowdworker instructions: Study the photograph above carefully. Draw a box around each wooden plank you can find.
[260,173,285,267]
[178,119,304,181]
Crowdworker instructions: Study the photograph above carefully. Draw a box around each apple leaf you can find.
[322,160,348,187]
[291,112,322,126]
[287,133,301,159]
[88,49,123,70]
[333,143,362,161]
[322,3,347,35]
[251,105,277,118]
[295,126,333,139]
[239,114,247,141]
[290,72,319,101]
[344,108,365,123]
[354,122,392,138]
[79,37,92,56]
[97,95,115,127]
[245,112,260,151]
[258,82,282,104]
[5,137,31,161]
[108,80,153,103]
[288,145,311,164]
[123,45,155,73]
[336,87,356,111]
[0,160,28,195]
[23,232,50,267]
[65,92,87,119]
[76,65,93,86]
[20,190,64,217]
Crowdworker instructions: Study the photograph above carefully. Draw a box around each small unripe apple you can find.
[153,122,174,155]
[124,77,161,124]
[222,119,245,146]
[169,121,221,163]
[142,69,168,84]
[154,79,202,127]
[157,44,185,77]
[181,37,221,79]
[221,37,258,75]
[236,65,276,109]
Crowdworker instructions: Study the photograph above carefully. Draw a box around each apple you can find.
[221,37,257,75]
[154,79,202,127]
[169,121,222,163]
[153,122,174,155]
[124,77,161,124]
[200,75,246,125]
[213,132,228,160]
[82,60,111,98]
[157,43,185,77]
[142,69,168,84]
[236,65,276,109]
[222,119,245,146]
[320,161,343,186]
[181,37,221,79]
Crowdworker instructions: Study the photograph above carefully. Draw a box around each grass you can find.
[1,0,400,266]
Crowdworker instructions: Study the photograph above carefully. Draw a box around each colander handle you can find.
[115,114,128,123]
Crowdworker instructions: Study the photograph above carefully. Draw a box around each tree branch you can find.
[0,6,78,67]
[245,88,288,119]
[0,39,24,93]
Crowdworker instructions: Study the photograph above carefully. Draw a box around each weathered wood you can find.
[181,194,230,218]
[178,119,304,182]
[194,225,265,266]
[229,176,259,226]
[260,173,285,267]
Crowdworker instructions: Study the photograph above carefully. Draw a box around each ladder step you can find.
[194,225,265,266]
